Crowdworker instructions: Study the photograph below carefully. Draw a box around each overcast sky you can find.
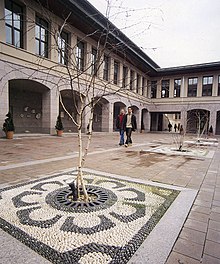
[88,0,220,68]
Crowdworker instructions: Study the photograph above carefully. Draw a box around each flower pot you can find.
[56,130,63,137]
[6,131,14,139]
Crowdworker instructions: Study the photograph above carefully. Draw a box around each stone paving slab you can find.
[0,133,220,263]
[0,168,196,264]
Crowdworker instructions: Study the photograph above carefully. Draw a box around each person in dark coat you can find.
[168,122,172,132]
[116,109,125,145]
[123,107,137,147]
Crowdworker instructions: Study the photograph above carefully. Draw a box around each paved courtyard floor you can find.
[0,132,220,264]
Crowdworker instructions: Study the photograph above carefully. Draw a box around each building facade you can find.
[1,0,220,136]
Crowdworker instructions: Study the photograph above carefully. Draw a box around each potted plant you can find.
[55,115,64,136]
[3,112,15,139]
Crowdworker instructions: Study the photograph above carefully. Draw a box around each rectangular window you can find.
[188,77,198,97]
[174,79,181,97]
[122,66,128,88]
[218,76,220,96]
[113,61,119,85]
[103,55,109,81]
[202,76,213,96]
[76,40,85,71]
[161,80,170,98]
[130,70,134,90]
[151,81,157,98]
[58,31,69,65]
[35,16,49,57]
[5,0,23,48]
[91,48,97,75]
[136,74,140,93]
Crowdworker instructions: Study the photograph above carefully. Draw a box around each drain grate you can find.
[46,185,118,213]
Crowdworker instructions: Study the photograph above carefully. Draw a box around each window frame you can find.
[5,0,24,48]
[151,80,157,98]
[35,16,49,58]
[103,55,109,81]
[188,77,198,97]
[91,47,97,76]
[130,70,134,90]
[161,80,170,98]
[113,60,119,85]
[76,40,85,71]
[122,66,128,88]
[174,79,181,97]
[202,76,213,96]
[58,30,69,65]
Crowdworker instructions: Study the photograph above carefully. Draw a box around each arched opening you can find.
[9,79,50,133]
[93,97,109,132]
[59,90,84,132]
[141,108,149,131]
[113,102,126,131]
[186,109,210,134]
[216,111,220,135]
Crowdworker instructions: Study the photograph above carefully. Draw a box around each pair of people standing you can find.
[116,107,137,147]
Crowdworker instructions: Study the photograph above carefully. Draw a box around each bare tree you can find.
[1,1,155,201]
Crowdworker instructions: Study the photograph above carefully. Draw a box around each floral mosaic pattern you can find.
[0,170,179,263]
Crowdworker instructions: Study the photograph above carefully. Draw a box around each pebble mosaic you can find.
[0,170,179,263]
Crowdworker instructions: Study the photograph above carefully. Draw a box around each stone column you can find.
[138,75,143,95]
[86,43,92,75]
[26,6,35,53]
[181,110,187,130]
[0,0,6,42]
[70,34,77,67]
[210,110,217,135]
[169,78,174,98]
[0,79,9,137]
[50,20,59,63]
[109,57,114,84]
[118,62,123,88]
[213,74,218,96]
[156,80,161,98]
[181,76,187,97]
[197,76,202,97]
[101,103,111,132]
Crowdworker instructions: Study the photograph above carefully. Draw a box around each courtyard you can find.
[0,132,220,264]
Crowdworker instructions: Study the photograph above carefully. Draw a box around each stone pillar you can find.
[133,72,137,93]
[197,76,202,97]
[181,76,187,97]
[138,75,143,95]
[181,110,187,130]
[101,103,111,132]
[145,111,151,132]
[86,43,92,75]
[169,78,174,98]
[70,34,77,67]
[0,0,6,42]
[156,80,161,98]
[213,74,218,96]
[118,62,123,88]
[109,57,114,84]
[0,79,9,137]
[50,20,59,63]
[210,110,217,135]
[26,6,35,53]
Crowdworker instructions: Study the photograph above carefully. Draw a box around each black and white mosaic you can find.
[0,170,179,264]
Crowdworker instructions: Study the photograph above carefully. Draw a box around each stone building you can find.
[1,0,220,136]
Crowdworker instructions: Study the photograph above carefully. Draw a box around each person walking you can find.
[174,123,177,132]
[116,109,125,145]
[123,107,137,147]
[168,122,172,132]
